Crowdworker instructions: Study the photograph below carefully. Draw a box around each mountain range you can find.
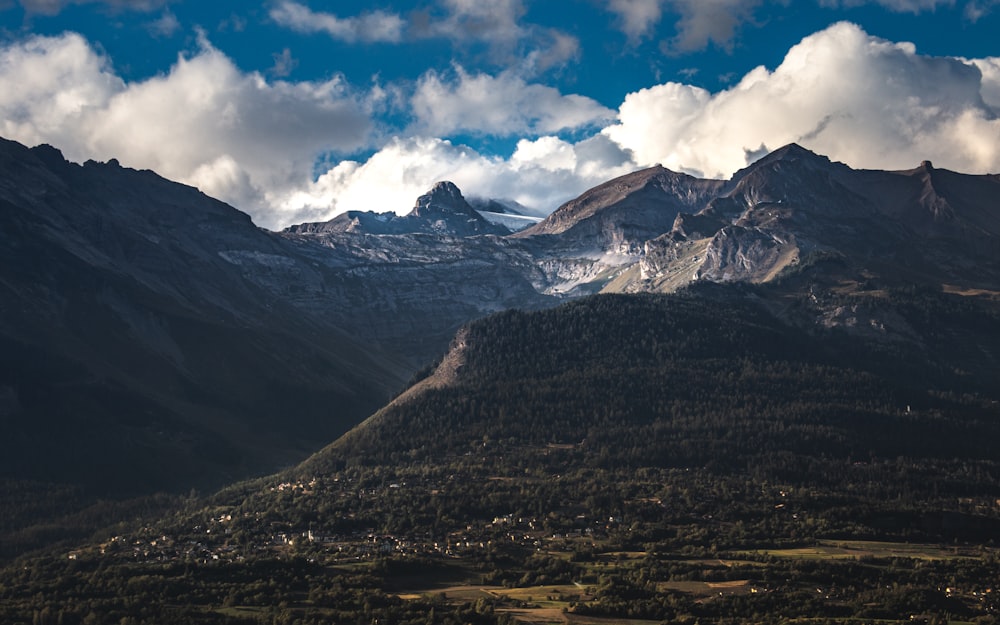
[1,134,999,559]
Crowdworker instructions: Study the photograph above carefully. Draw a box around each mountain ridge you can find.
[2,134,999,559]
[2,136,1000,624]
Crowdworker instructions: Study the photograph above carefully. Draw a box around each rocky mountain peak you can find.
[410,181,474,218]
[732,143,836,184]
[761,142,821,161]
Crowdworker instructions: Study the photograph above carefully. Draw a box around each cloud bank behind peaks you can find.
[2,22,999,231]
[277,134,637,225]
[603,21,1000,178]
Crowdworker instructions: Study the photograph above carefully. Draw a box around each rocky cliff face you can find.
[514,143,1000,296]
[274,141,1000,344]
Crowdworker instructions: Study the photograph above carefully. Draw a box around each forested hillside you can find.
[318,285,1000,480]
[5,285,995,624]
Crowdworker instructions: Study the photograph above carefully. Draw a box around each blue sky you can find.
[1,1,999,229]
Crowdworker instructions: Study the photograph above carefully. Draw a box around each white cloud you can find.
[0,32,122,146]
[607,0,665,42]
[411,67,615,136]
[604,21,1000,178]
[269,1,405,44]
[664,0,763,52]
[146,9,179,38]
[601,81,710,172]
[519,30,581,75]
[511,136,578,172]
[269,47,298,78]
[275,135,637,224]
[0,32,374,229]
[970,57,1000,107]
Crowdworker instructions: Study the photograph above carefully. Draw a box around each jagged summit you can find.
[730,143,839,183]
[410,181,472,218]
[757,142,827,163]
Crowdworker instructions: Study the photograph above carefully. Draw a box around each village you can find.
[69,473,619,569]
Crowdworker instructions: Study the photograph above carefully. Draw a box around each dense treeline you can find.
[318,288,1000,494]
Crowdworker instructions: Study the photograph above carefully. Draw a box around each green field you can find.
[747,540,988,561]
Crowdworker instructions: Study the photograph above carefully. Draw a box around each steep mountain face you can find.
[0,138,419,545]
[519,165,726,247]
[0,137,562,525]
[277,183,554,360]
[514,144,1000,296]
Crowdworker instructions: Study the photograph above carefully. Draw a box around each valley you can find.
[2,286,999,624]
[1,135,999,624]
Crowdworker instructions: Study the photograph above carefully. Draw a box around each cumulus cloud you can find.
[0,32,374,228]
[6,22,1000,233]
[970,57,1000,107]
[269,1,405,44]
[0,32,123,145]
[604,21,1000,178]
[411,67,615,136]
[274,135,637,224]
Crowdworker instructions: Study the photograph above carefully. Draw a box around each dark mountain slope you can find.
[0,138,411,553]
